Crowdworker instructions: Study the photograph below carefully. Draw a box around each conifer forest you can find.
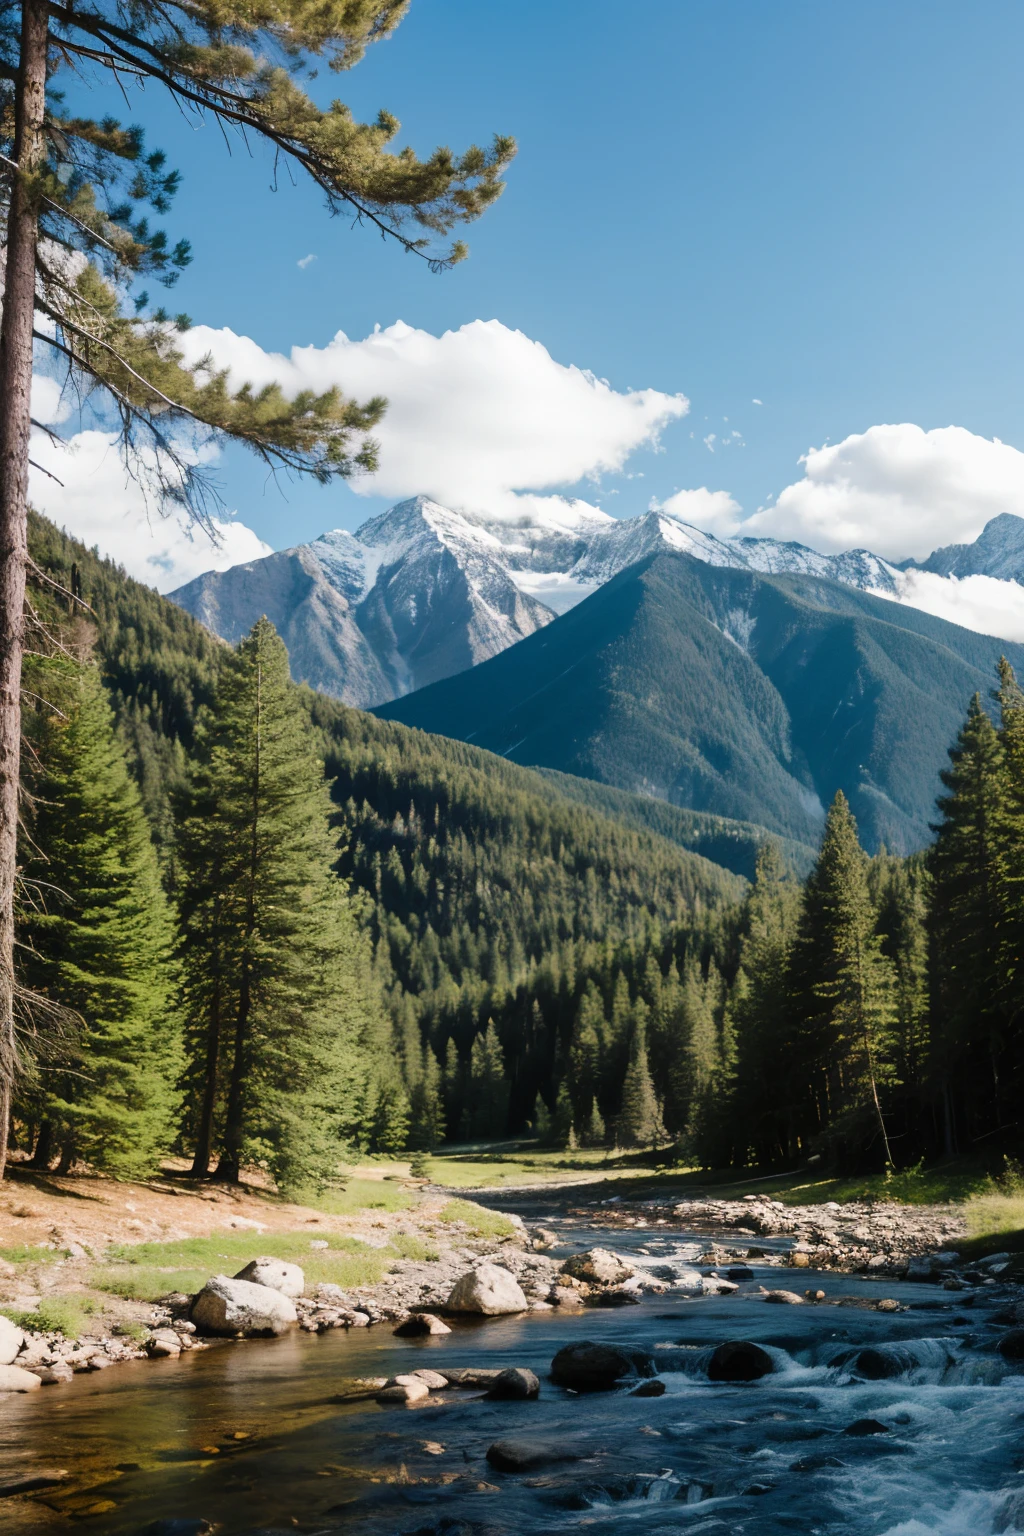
[8,514,1023,1189]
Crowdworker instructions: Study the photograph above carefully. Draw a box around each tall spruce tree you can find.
[789,792,898,1165]
[929,691,1007,1145]
[175,617,373,1192]
[617,1004,665,1148]
[0,0,515,1178]
[18,663,179,1176]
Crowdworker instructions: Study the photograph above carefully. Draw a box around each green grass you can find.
[0,1243,71,1265]
[313,1178,416,1214]
[437,1199,515,1240]
[1,1295,98,1338]
[91,1267,210,1302]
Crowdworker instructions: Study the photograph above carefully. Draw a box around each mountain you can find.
[376,549,1024,854]
[914,512,1024,583]
[169,495,901,707]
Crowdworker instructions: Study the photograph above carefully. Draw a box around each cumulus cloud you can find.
[741,423,1024,562]
[177,318,689,518]
[652,486,744,538]
[873,569,1024,644]
[27,425,270,593]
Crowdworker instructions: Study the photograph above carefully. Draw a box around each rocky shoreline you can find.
[0,1187,997,1400]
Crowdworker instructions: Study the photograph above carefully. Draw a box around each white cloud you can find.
[297,253,317,269]
[177,318,689,518]
[27,426,270,593]
[652,486,744,538]
[873,569,1024,644]
[740,423,1024,561]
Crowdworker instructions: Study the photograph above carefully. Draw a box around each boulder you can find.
[844,1418,890,1436]
[707,1341,775,1382]
[0,1364,43,1392]
[551,1286,584,1308]
[630,1378,666,1397]
[446,1263,527,1316]
[550,1340,654,1390]
[762,1289,805,1305]
[233,1257,305,1299]
[409,1370,449,1390]
[560,1248,634,1286]
[789,1251,811,1269]
[998,1329,1024,1360]
[588,1288,641,1307]
[0,1317,24,1367]
[394,1313,451,1337]
[439,1368,503,1389]
[905,1251,960,1282]
[377,1376,430,1405]
[529,1228,558,1251]
[190,1275,297,1337]
[486,1367,539,1400]
[485,1437,583,1472]
[147,1330,183,1359]
[29,1363,73,1385]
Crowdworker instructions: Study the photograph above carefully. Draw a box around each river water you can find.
[2,1209,1023,1536]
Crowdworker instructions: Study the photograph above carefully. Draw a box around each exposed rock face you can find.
[190,1275,297,1337]
[233,1257,305,1298]
[560,1248,634,1286]
[549,1340,654,1390]
[0,1316,24,1366]
[445,1263,528,1316]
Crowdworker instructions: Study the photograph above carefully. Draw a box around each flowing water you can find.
[2,1209,1023,1536]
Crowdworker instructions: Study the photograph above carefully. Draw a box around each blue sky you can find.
[45,0,1024,560]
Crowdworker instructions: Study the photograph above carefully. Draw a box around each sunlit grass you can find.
[437,1199,515,1240]
[0,1242,71,1265]
[313,1177,416,1214]
[1,1295,99,1337]
[91,1267,210,1302]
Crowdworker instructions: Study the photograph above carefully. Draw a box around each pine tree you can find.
[617,1004,665,1148]
[466,1021,510,1139]
[549,1082,575,1148]
[408,1046,444,1151]
[568,983,603,1124]
[175,618,372,1192]
[790,792,898,1165]
[442,1037,464,1140]
[582,1098,606,1147]
[18,663,179,1176]
[930,690,1007,1145]
[532,1090,552,1141]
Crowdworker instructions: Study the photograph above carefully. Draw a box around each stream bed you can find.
[1,1212,1022,1536]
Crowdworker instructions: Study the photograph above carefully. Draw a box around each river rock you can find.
[147,1330,183,1359]
[233,1258,305,1299]
[707,1341,775,1381]
[560,1248,634,1286]
[446,1263,527,1315]
[485,1437,583,1472]
[905,1251,960,1281]
[0,1317,24,1367]
[439,1368,503,1389]
[29,1363,73,1385]
[394,1313,451,1337]
[630,1378,666,1397]
[844,1418,890,1436]
[191,1275,297,1337]
[998,1329,1024,1360]
[762,1289,805,1305]
[529,1227,558,1251]
[0,1364,43,1392]
[409,1369,449,1390]
[550,1286,584,1307]
[377,1376,430,1405]
[550,1340,654,1390]
[486,1367,540,1400]
[0,1469,69,1498]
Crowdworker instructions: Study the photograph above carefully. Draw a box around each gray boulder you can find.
[550,1340,654,1390]
[707,1341,775,1381]
[446,1263,527,1315]
[191,1275,297,1337]
[0,1316,24,1367]
[486,1437,583,1472]
[560,1248,634,1286]
[0,1363,43,1392]
[233,1257,305,1298]
[486,1367,540,1400]
[393,1312,451,1337]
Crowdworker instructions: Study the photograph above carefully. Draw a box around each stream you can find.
[1,1205,1022,1536]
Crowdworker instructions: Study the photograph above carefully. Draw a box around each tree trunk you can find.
[28,1116,53,1169]
[0,0,49,1182]
[190,946,221,1177]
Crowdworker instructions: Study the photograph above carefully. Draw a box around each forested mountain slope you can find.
[378,551,1024,854]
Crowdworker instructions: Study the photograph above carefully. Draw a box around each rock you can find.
[136,1523,216,1536]
[377,1377,430,1405]
[629,1378,666,1397]
[89,1354,115,1370]
[486,1367,539,1400]
[0,1317,24,1367]
[29,1363,73,1385]
[0,1364,43,1392]
[439,1368,503,1389]
[876,1299,901,1313]
[560,1248,634,1286]
[906,1251,960,1281]
[805,1290,826,1302]
[485,1437,583,1472]
[998,1329,1024,1360]
[530,1228,558,1250]
[394,1313,451,1337]
[550,1340,653,1390]
[844,1418,891,1436]
[762,1289,805,1305]
[727,1266,754,1281]
[789,1251,811,1268]
[702,1276,739,1295]
[446,1263,527,1316]
[0,1470,69,1498]
[233,1257,305,1299]
[147,1330,183,1359]
[551,1286,584,1307]
[409,1369,449,1390]
[190,1275,297,1337]
[588,1288,641,1307]
[226,1216,266,1232]
[707,1341,775,1382]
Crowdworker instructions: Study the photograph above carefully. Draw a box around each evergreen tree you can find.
[408,1046,444,1151]
[789,792,897,1165]
[531,1090,552,1141]
[18,663,179,1176]
[466,1021,510,1139]
[929,690,1007,1145]
[568,983,603,1124]
[175,618,372,1192]
[617,1004,665,1148]
[582,1098,606,1147]
[549,1082,575,1148]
